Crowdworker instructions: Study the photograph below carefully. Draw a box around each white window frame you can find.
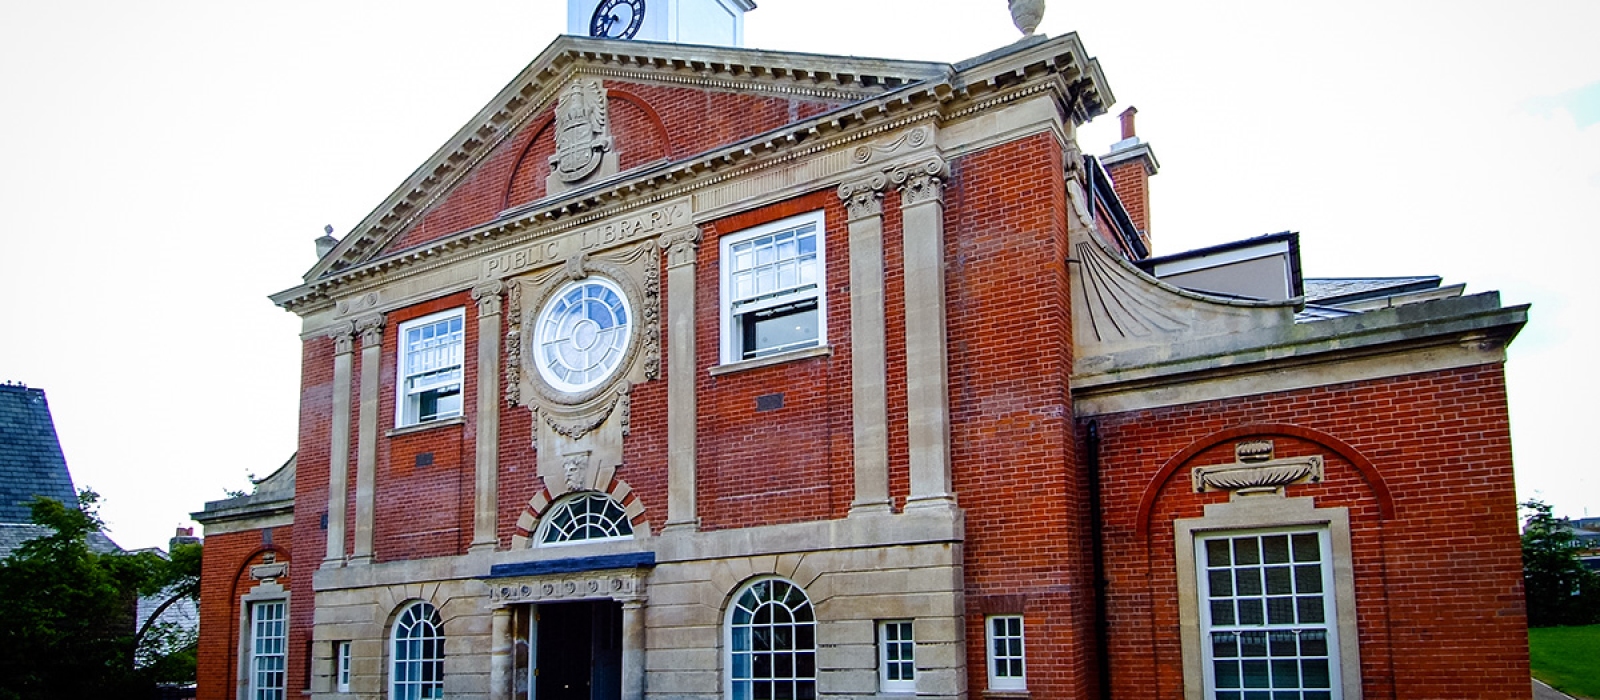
[985,614,1026,692]
[249,600,288,700]
[724,577,817,700]
[535,491,635,547]
[336,640,352,693]
[1197,527,1341,700]
[877,619,916,693]
[391,601,445,700]
[719,210,827,364]
[1174,496,1362,700]
[395,309,466,428]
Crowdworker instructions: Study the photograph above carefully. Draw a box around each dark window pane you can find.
[1262,535,1290,564]
[1237,570,1263,596]
[1295,564,1323,594]
[1242,660,1270,688]
[1238,598,1264,625]
[1266,567,1292,595]
[1267,596,1296,625]
[1298,596,1325,624]
[1271,659,1300,688]
[1208,539,1232,566]
[1210,570,1234,596]
[1292,533,1320,562]
[1212,600,1236,625]
[1235,538,1261,565]
[1214,661,1241,688]
[1302,659,1330,688]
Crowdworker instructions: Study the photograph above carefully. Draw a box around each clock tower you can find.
[567,0,754,46]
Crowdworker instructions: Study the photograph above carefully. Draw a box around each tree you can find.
[1521,499,1600,627]
[0,490,201,699]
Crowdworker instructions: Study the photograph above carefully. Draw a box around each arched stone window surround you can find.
[512,477,649,548]
[724,576,818,700]
[533,490,636,546]
[1135,423,1395,538]
[389,600,445,700]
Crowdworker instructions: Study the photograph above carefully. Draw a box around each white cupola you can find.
[566,0,755,46]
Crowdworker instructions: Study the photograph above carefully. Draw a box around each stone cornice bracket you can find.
[1192,441,1325,497]
[838,173,889,221]
[328,321,356,356]
[890,158,948,207]
[660,228,701,269]
[1063,141,1086,186]
[356,314,386,349]
[473,280,506,315]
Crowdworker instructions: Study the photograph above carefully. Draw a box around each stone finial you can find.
[1009,0,1045,36]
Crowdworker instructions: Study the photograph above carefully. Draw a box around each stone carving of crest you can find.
[550,80,613,184]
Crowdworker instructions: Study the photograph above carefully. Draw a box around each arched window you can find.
[537,491,634,546]
[726,578,816,700]
[391,601,444,700]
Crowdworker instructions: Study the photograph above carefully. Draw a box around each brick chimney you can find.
[170,526,201,551]
[1100,106,1160,249]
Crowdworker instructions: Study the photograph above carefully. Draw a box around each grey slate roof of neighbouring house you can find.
[0,383,118,557]
[0,384,78,523]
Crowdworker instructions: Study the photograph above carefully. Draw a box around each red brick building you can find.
[194,12,1530,700]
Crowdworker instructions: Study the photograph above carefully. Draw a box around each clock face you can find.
[590,0,645,39]
[534,278,632,394]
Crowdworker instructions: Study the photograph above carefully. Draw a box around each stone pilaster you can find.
[893,159,957,509]
[350,313,384,564]
[471,282,505,553]
[839,174,892,515]
[489,607,512,700]
[661,228,700,532]
[323,322,354,568]
[621,599,646,700]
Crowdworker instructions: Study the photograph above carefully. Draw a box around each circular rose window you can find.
[534,278,632,393]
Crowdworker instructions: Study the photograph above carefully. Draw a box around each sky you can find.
[1,1,1596,551]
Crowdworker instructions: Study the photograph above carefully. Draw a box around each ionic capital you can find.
[891,158,948,207]
[355,314,386,349]
[473,281,506,316]
[660,228,701,269]
[837,173,888,221]
[328,321,356,356]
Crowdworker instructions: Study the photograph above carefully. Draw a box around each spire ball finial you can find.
[1009,0,1045,36]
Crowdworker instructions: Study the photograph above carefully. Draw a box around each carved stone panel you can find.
[1192,440,1324,497]
[546,80,620,196]
[486,571,644,605]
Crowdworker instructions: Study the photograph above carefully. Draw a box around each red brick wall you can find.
[373,293,475,562]
[285,334,334,699]
[383,82,847,255]
[1091,364,1527,699]
[695,190,855,529]
[195,530,289,700]
[941,133,1097,698]
[1105,159,1149,237]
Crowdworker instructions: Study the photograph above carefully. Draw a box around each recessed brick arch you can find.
[1133,422,1395,538]
[511,476,650,548]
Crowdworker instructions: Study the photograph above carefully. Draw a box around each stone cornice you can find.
[1072,293,1529,415]
[275,34,1113,316]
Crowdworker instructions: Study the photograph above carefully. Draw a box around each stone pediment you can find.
[275,34,1113,315]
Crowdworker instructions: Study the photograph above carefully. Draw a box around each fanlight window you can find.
[537,492,634,546]
[391,601,444,700]
[726,577,817,700]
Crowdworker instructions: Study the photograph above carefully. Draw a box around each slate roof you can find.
[0,384,77,523]
[0,384,119,557]
[1303,277,1442,306]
